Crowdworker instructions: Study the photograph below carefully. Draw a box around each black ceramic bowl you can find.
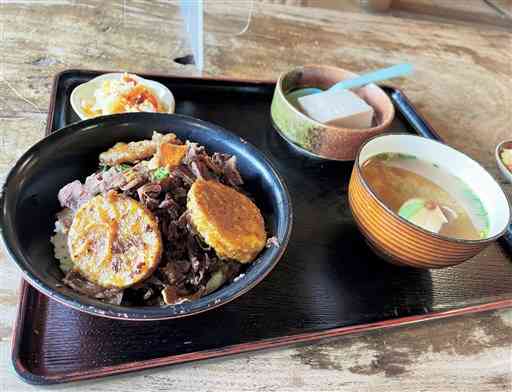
[0,113,292,320]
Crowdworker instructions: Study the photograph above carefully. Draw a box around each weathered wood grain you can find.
[392,0,512,27]
[488,0,512,17]
[0,1,511,390]
[261,0,512,27]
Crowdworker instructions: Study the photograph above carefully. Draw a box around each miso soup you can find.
[361,153,489,240]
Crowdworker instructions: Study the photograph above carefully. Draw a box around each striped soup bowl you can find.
[348,134,511,269]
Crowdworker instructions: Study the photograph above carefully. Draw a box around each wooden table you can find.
[0,1,511,391]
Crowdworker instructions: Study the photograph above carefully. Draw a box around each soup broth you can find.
[361,153,489,240]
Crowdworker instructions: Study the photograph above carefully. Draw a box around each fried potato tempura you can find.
[68,191,162,288]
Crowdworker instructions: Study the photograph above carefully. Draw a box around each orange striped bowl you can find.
[348,134,511,269]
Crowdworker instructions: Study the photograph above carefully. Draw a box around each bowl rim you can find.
[70,72,176,121]
[0,112,293,321]
[354,132,512,245]
[270,116,343,161]
[495,139,512,181]
[275,64,395,134]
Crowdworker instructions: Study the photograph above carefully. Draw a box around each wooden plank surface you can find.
[0,1,511,391]
[265,0,512,27]
[486,0,512,17]
[392,0,512,27]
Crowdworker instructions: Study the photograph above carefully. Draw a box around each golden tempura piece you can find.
[187,179,266,263]
[67,191,162,288]
[150,142,188,170]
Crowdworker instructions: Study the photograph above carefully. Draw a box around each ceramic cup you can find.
[271,65,395,161]
[496,140,512,184]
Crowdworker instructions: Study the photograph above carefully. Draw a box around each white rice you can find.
[50,208,74,273]
[50,232,73,273]
[233,273,245,282]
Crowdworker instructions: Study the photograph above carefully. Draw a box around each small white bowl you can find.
[496,140,512,184]
[70,73,175,120]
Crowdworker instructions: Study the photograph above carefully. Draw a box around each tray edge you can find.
[11,277,512,385]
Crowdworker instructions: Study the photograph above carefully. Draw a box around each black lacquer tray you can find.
[11,70,512,384]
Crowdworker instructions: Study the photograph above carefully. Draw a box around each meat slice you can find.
[57,167,127,211]
[84,167,126,194]
[58,180,91,211]
[99,132,177,165]
[63,270,124,304]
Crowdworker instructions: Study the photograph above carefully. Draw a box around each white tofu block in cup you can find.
[298,89,375,129]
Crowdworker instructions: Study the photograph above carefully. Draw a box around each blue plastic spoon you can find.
[286,63,413,105]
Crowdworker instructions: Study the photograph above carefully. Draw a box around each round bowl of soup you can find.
[348,134,511,269]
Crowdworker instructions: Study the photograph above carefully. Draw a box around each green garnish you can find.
[152,167,170,181]
[396,153,417,160]
[99,163,111,172]
[117,163,132,172]
[379,152,416,161]
[398,198,425,220]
